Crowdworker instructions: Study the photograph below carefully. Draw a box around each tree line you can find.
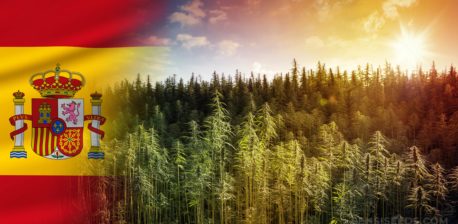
[100,60,458,223]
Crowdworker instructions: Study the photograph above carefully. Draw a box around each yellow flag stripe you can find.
[46,128,51,156]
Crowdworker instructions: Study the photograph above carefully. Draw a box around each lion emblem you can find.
[61,101,81,125]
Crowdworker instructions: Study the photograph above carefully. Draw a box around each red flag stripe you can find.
[39,128,44,156]
[0,176,108,224]
[0,0,167,47]
[33,128,38,154]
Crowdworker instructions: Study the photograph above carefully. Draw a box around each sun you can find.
[391,26,428,71]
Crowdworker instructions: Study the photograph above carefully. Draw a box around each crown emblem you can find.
[29,64,85,98]
[13,90,25,99]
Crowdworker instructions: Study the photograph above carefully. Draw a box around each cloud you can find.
[359,0,414,35]
[383,0,416,19]
[181,0,206,18]
[143,35,171,46]
[209,10,227,24]
[363,11,385,34]
[305,36,325,48]
[170,0,206,27]
[252,62,262,73]
[218,40,240,56]
[251,62,277,76]
[170,12,201,26]
[315,0,353,21]
[176,34,210,49]
[315,0,331,21]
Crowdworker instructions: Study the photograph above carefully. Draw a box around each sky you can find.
[145,0,458,80]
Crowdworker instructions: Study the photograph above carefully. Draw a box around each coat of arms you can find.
[9,64,106,159]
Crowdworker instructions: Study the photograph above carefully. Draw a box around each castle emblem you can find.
[9,64,106,159]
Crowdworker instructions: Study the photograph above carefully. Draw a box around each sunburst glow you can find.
[392,26,428,71]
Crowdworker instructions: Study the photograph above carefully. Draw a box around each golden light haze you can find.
[165,0,458,76]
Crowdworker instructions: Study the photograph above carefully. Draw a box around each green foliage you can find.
[101,60,458,223]
[332,183,360,223]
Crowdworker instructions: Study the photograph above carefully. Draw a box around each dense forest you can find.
[100,60,458,223]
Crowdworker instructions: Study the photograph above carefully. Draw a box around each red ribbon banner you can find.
[84,115,106,139]
[9,114,32,140]
[9,114,106,140]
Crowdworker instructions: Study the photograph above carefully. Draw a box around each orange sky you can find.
[159,0,458,78]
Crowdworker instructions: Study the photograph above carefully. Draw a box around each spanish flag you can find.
[0,0,166,223]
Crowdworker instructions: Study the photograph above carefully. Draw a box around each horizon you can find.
[137,59,458,83]
[142,0,458,81]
